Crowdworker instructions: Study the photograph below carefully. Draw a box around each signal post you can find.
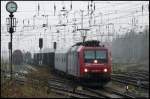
[6,1,17,79]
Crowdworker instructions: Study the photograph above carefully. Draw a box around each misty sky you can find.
[1,1,149,59]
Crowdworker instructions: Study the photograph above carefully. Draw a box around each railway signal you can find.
[39,38,43,65]
[53,42,57,50]
[39,38,43,49]
[54,3,56,16]
[6,1,18,80]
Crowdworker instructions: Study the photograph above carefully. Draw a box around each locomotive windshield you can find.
[84,50,108,63]
[96,51,107,59]
[84,50,95,59]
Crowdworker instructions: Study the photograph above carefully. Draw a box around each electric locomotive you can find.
[55,40,112,86]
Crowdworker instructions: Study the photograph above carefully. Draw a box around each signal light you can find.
[104,68,107,72]
[39,38,43,49]
[54,42,57,49]
[84,68,88,72]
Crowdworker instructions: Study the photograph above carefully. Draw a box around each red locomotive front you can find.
[54,40,112,86]
[78,46,112,84]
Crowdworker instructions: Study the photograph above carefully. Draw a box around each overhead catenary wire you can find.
[1,1,149,52]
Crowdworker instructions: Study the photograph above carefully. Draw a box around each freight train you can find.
[33,40,112,86]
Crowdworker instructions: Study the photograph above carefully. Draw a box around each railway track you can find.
[47,77,104,98]
[84,87,136,98]
[48,81,102,98]
[114,71,149,81]
[1,71,101,98]
[1,66,148,98]
[112,72,149,89]
[47,77,137,98]
[130,70,149,76]
[0,73,140,98]
[1,69,88,98]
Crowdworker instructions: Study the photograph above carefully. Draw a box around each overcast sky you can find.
[1,1,149,59]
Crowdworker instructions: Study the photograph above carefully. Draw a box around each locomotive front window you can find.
[84,51,95,59]
[96,51,107,59]
[84,50,108,63]
[96,50,108,63]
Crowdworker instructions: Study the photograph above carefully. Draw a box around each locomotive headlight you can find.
[104,68,107,72]
[94,60,98,63]
[84,68,88,72]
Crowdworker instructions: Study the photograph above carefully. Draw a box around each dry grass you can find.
[1,80,64,98]
[1,65,65,98]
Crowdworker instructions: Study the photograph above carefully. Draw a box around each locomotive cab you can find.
[80,47,111,81]
[76,41,112,84]
[54,40,112,86]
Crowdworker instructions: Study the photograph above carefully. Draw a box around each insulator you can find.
[70,2,72,10]
[38,3,40,11]
[54,3,56,16]
[88,2,89,10]
[94,3,95,10]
